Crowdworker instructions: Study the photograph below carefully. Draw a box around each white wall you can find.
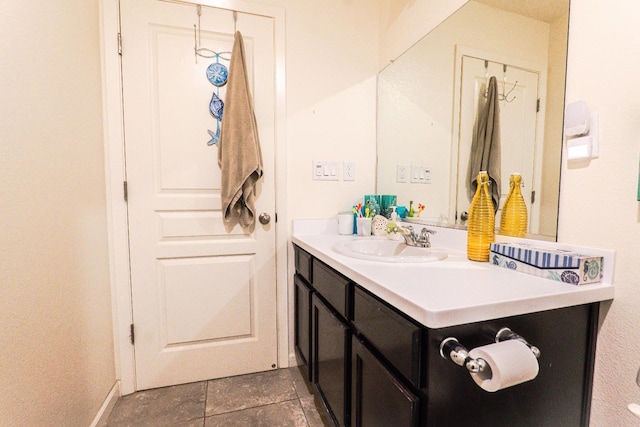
[560,1,640,424]
[0,1,115,426]
[378,0,467,69]
[253,0,380,222]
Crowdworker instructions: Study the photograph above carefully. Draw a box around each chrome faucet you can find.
[390,225,436,248]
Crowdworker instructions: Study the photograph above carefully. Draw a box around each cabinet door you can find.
[352,337,420,427]
[294,275,313,381]
[312,294,350,427]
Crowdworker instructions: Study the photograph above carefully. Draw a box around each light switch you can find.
[410,165,432,184]
[312,160,339,181]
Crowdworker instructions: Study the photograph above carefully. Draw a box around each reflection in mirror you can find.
[376,0,569,240]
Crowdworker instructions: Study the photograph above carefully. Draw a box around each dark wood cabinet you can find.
[312,293,351,427]
[292,244,599,427]
[351,336,420,427]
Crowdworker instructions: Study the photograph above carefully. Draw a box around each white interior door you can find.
[120,0,277,390]
[455,56,540,228]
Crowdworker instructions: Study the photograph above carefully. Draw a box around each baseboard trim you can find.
[90,381,120,427]
[288,352,299,368]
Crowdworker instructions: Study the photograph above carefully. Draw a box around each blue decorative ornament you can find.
[209,92,224,119]
[206,62,228,87]
[207,129,220,146]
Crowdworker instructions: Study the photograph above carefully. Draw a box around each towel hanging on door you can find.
[218,31,263,229]
[467,75,501,211]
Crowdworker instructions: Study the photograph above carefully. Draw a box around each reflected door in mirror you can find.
[455,56,539,231]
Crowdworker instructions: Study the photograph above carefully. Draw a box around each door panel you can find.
[120,0,277,390]
[159,256,253,344]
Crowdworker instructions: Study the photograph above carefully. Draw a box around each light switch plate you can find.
[312,160,339,181]
[410,165,431,183]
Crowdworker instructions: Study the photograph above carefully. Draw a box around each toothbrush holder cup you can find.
[356,217,372,236]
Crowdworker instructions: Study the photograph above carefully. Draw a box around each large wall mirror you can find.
[376,0,569,240]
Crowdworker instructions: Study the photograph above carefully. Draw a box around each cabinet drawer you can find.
[312,259,351,319]
[294,246,312,283]
[353,286,423,388]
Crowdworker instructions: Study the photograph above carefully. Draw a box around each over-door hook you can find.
[502,65,517,102]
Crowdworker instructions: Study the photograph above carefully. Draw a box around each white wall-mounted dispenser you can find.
[564,100,599,160]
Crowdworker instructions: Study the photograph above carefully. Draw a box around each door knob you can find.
[258,213,271,225]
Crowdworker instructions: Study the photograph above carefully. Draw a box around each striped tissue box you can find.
[489,243,603,285]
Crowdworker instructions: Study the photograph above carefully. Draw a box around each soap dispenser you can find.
[390,206,398,221]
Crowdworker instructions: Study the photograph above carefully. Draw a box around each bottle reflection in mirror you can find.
[499,173,528,238]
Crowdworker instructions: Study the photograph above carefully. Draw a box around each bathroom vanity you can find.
[292,220,614,427]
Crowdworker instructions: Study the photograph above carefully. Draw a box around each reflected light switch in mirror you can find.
[410,166,431,183]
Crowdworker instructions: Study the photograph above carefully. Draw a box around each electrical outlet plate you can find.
[343,161,355,181]
[397,164,408,183]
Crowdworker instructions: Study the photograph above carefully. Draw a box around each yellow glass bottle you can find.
[499,173,528,238]
[467,171,495,262]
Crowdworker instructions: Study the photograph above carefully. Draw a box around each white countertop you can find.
[291,220,615,329]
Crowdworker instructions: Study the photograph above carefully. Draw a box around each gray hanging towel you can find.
[467,75,501,211]
[218,31,263,229]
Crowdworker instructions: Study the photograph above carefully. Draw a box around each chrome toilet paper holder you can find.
[439,327,541,373]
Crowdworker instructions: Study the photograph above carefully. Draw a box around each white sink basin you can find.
[332,237,448,263]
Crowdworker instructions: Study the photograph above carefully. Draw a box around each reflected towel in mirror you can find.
[467,76,501,211]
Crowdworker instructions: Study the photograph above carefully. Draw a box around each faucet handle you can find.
[419,227,436,248]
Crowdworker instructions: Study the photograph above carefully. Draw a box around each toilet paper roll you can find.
[468,339,539,392]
